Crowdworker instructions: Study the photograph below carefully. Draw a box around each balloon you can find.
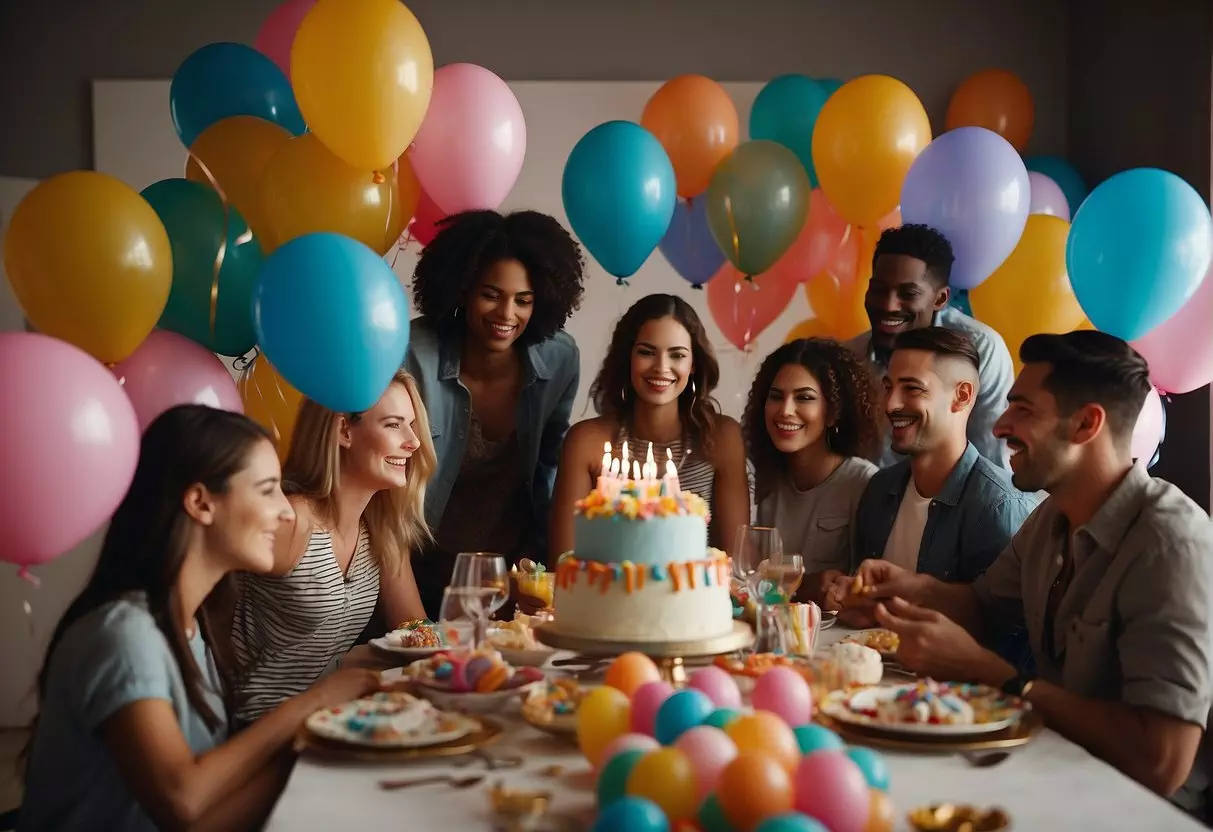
[641,75,740,199]
[261,133,411,255]
[750,75,831,187]
[654,689,715,746]
[793,724,845,756]
[944,69,1034,152]
[803,265,869,341]
[0,332,140,568]
[687,667,743,710]
[660,199,727,287]
[631,680,676,737]
[707,267,798,351]
[577,685,633,766]
[254,0,316,80]
[793,750,870,832]
[1027,171,1071,220]
[606,652,663,697]
[408,187,447,248]
[845,747,890,792]
[756,815,829,832]
[702,707,741,730]
[141,179,261,356]
[563,121,676,278]
[186,115,292,244]
[1133,262,1213,394]
[626,747,699,821]
[112,330,243,431]
[239,354,302,460]
[1131,386,1164,466]
[705,141,811,276]
[600,733,662,775]
[592,797,671,832]
[1067,168,1213,340]
[1026,155,1088,215]
[968,215,1084,362]
[598,748,649,807]
[253,233,412,412]
[864,789,896,832]
[717,753,794,831]
[723,712,800,772]
[818,78,845,97]
[901,127,1030,290]
[4,171,172,364]
[291,0,434,171]
[170,42,305,148]
[764,189,856,287]
[751,667,814,727]
[698,794,736,832]
[812,75,931,226]
[674,726,738,801]
[784,318,830,344]
[410,63,526,214]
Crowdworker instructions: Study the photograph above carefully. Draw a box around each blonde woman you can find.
[231,369,435,722]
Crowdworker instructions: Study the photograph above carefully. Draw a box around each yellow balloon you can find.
[186,116,292,246]
[576,685,631,767]
[239,355,303,460]
[3,171,171,364]
[625,747,698,821]
[784,317,831,343]
[261,134,417,255]
[812,75,932,226]
[291,0,434,171]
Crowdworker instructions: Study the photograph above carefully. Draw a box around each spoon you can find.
[378,774,486,791]
[960,750,1010,768]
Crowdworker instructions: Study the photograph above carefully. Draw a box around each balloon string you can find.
[384,159,398,258]
[17,566,40,587]
[186,149,230,338]
[724,195,741,271]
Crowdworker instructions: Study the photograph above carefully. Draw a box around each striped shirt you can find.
[617,429,716,516]
[231,523,378,722]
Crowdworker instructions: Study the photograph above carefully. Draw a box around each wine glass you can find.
[761,552,805,602]
[448,552,508,649]
[731,526,783,651]
[437,588,475,647]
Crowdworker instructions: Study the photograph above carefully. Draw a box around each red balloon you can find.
[706,265,797,351]
[407,188,447,248]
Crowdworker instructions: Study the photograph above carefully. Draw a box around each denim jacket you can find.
[403,318,580,556]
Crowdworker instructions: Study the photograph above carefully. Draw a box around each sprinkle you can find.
[624,562,635,594]
[671,563,683,592]
[652,564,666,581]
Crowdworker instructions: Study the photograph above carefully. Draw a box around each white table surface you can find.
[267,626,1205,830]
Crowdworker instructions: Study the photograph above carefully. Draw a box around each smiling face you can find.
[341,381,423,490]
[993,363,1081,492]
[884,349,972,457]
[866,254,950,351]
[630,316,694,407]
[764,363,830,455]
[464,258,534,352]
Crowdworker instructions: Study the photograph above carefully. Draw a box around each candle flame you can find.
[603,441,612,453]
[646,442,655,465]
[632,460,641,481]
[665,458,677,476]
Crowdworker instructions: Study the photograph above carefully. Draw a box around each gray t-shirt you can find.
[20,595,227,832]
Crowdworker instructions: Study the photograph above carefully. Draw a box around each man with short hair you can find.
[848,224,1014,468]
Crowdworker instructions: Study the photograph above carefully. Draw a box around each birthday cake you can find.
[551,443,734,642]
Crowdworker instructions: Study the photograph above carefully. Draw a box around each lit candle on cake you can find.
[645,442,656,494]
[598,441,612,495]
[621,442,629,481]
[664,448,681,495]
[608,457,622,499]
[632,460,641,484]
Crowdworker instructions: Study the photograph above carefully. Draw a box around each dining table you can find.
[266,624,1207,830]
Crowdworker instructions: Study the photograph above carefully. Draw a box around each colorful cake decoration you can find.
[578,440,709,520]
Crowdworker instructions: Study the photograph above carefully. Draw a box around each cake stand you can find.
[535,621,753,686]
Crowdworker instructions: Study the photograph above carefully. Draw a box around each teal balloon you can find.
[794,724,845,755]
[750,75,830,187]
[1066,168,1213,340]
[846,746,891,791]
[654,688,714,745]
[140,178,261,357]
[755,814,829,832]
[703,707,741,730]
[817,77,845,97]
[1025,155,1088,216]
[698,794,736,832]
[591,797,670,832]
[596,749,648,808]
[562,121,676,278]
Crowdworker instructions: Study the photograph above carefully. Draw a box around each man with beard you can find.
[847,224,1014,468]
[843,331,1213,816]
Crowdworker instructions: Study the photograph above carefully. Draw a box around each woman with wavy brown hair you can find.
[550,294,750,554]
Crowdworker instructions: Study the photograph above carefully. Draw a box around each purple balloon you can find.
[1027,171,1071,221]
[659,197,726,287]
[901,126,1030,290]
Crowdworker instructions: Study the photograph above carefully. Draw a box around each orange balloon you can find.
[706,266,798,351]
[641,75,740,199]
[803,269,868,340]
[865,789,896,832]
[605,652,663,697]
[784,317,831,344]
[945,69,1035,153]
[716,753,794,831]
[723,712,799,772]
[625,747,698,821]
[239,355,303,460]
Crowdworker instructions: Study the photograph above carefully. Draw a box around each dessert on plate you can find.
[405,647,544,694]
[521,677,589,731]
[842,628,900,655]
[305,691,474,748]
[829,642,885,687]
[384,619,448,649]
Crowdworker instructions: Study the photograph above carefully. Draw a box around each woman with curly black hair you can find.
[743,338,880,603]
[549,294,750,555]
[404,209,586,618]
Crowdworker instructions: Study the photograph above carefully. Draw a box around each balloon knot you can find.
[615,277,630,287]
[742,274,755,284]
[17,566,40,587]
[371,171,386,185]
[690,283,704,291]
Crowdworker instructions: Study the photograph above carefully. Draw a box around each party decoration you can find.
[0,333,140,570]
[705,141,811,276]
[803,264,869,341]
[717,753,795,831]
[784,318,830,343]
[901,127,1029,290]
[750,75,831,187]
[674,726,738,801]
[793,724,845,756]
[707,267,798,351]
[1026,155,1088,215]
[254,0,316,80]
[655,689,715,746]
[944,69,1034,152]
[598,748,649,807]
[864,790,896,832]
[563,121,676,278]
[626,748,698,821]
[631,680,676,737]
[4,171,172,364]
[793,750,871,832]
[723,712,799,772]
[641,75,740,199]
[592,796,671,832]
[660,199,726,287]
[606,653,663,697]
[1133,262,1213,394]
[291,0,434,171]
[812,75,931,226]
[410,63,526,214]
[239,354,302,459]
[698,794,736,832]
[141,178,261,356]
[1131,386,1164,465]
[261,133,412,255]
[112,330,243,431]
[687,667,743,710]
[1066,168,1213,341]
[818,78,844,97]
[702,708,741,730]
[600,733,662,774]
[170,42,305,148]
[577,685,633,766]
[756,815,829,832]
[1027,171,1070,220]
[408,187,446,248]
[751,667,813,727]
[252,233,411,413]
[845,747,890,792]
[764,189,856,287]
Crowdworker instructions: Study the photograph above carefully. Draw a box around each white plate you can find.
[819,685,1024,737]
[494,646,556,667]
[820,611,838,630]
[412,680,542,712]
[368,637,447,659]
[305,692,478,748]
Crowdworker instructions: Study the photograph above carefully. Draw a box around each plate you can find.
[304,691,479,748]
[368,637,447,659]
[818,684,1025,737]
[820,611,838,630]
[412,679,542,712]
[840,628,900,657]
[495,646,556,667]
[296,716,503,762]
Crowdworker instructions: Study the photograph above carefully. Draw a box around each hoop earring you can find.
[690,379,697,398]
[826,425,839,450]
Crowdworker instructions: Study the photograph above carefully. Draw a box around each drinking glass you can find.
[448,552,508,649]
[437,588,475,647]
[761,552,805,602]
[731,526,783,652]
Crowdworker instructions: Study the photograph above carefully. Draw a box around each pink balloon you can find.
[706,265,799,351]
[764,188,857,287]
[597,732,660,774]
[1130,386,1164,464]
[1134,262,1213,394]
[1027,171,1071,221]
[794,750,871,832]
[409,63,527,215]
[751,666,814,727]
[687,666,743,710]
[629,680,675,737]
[673,725,738,801]
[0,333,140,569]
[253,0,316,80]
[112,330,243,432]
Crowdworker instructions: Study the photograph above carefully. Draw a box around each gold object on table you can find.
[907,803,1011,831]
[489,781,552,831]
[814,708,1043,753]
[293,716,503,762]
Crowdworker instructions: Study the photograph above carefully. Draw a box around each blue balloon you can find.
[948,288,974,317]
[750,75,830,187]
[654,688,714,745]
[563,121,676,279]
[171,42,306,147]
[793,723,845,755]
[253,233,410,412]
[659,198,725,287]
[591,797,670,832]
[1066,168,1213,340]
[1025,155,1088,217]
[846,746,891,791]
[755,814,829,832]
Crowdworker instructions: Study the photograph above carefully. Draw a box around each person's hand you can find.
[853,559,929,602]
[304,668,382,711]
[823,572,853,611]
[874,597,1013,686]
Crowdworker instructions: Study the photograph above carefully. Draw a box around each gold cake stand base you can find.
[535,621,753,686]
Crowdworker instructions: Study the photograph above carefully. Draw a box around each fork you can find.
[378,774,486,790]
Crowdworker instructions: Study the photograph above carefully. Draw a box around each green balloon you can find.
[703,707,741,730]
[141,178,262,357]
[596,748,648,808]
[698,794,736,832]
[705,140,810,277]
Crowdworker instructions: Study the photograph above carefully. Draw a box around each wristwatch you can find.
[1000,672,1036,698]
